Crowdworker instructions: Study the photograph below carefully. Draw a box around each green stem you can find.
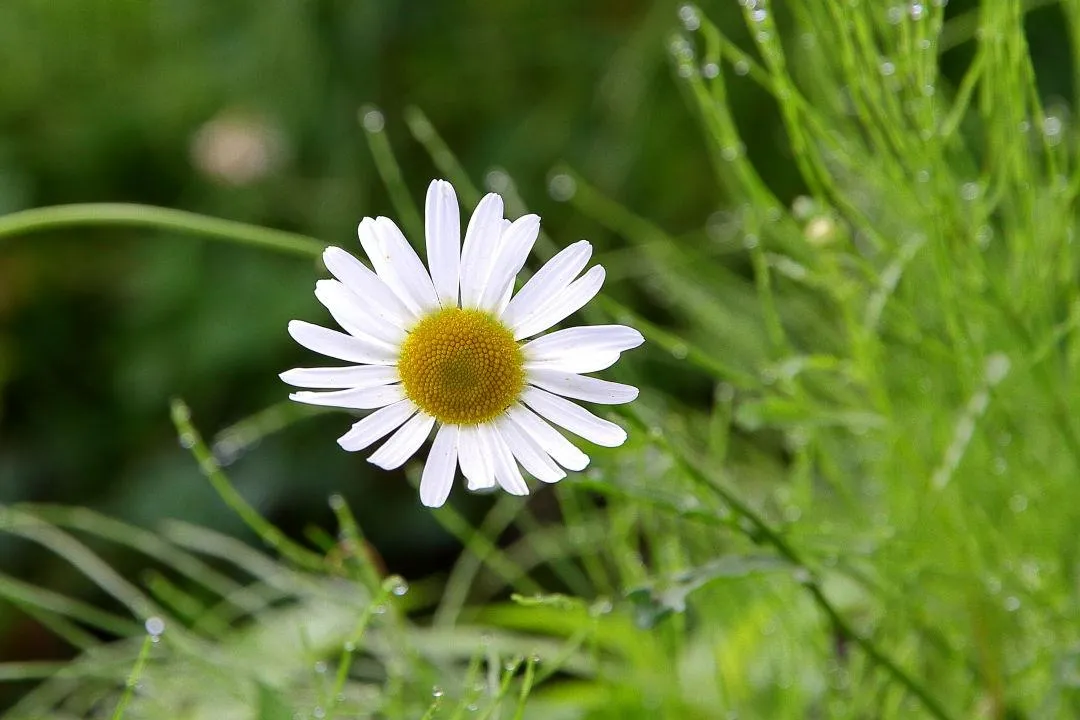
[0,203,325,259]
[111,634,154,720]
[170,398,325,571]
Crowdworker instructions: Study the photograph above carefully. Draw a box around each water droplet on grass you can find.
[702,62,719,78]
[734,59,750,76]
[361,109,385,133]
[1009,494,1028,513]
[960,182,981,201]
[678,4,700,31]
[548,173,576,201]
[144,616,166,637]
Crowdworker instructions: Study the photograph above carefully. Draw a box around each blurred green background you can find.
[2,0,1072,711]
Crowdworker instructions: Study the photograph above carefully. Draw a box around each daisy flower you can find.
[282,179,643,507]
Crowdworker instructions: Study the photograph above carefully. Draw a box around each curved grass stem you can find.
[0,203,325,259]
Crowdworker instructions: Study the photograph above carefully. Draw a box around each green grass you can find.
[2,1,1080,717]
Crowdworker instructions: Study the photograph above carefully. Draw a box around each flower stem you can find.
[0,203,325,259]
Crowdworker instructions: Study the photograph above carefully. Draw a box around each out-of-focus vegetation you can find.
[2,0,1080,718]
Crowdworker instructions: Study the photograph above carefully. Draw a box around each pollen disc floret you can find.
[398,308,524,425]
[283,178,645,508]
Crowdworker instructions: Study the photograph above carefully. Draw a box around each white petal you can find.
[506,403,590,472]
[458,425,495,490]
[501,240,592,329]
[425,180,461,308]
[280,365,399,389]
[527,369,639,405]
[477,214,540,312]
[521,387,627,447]
[496,278,514,315]
[420,424,459,507]
[525,352,621,374]
[512,266,606,340]
[337,399,417,451]
[361,217,440,315]
[523,325,644,360]
[290,384,405,410]
[459,193,505,309]
[368,412,435,470]
[288,320,397,365]
[315,280,406,346]
[495,414,564,483]
[480,424,530,496]
[322,246,415,327]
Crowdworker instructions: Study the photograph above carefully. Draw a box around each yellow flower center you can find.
[397,307,524,425]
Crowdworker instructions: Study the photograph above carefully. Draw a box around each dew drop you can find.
[886,5,904,23]
[328,494,345,511]
[702,62,720,79]
[313,707,326,720]
[144,616,166,637]
[1043,115,1064,143]
[432,686,445,698]
[750,8,767,22]
[361,109,385,133]
[178,433,196,449]
[734,59,750,76]
[344,641,356,653]
[548,173,576,202]
[960,182,981,201]
[678,4,701,31]
[670,343,689,359]
[721,143,745,161]
[314,661,328,674]
[1008,493,1028,513]
[742,233,759,250]
[909,2,926,20]
[590,599,614,617]
[1003,596,1021,612]
[392,579,410,596]
[485,169,511,192]
[880,61,896,77]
